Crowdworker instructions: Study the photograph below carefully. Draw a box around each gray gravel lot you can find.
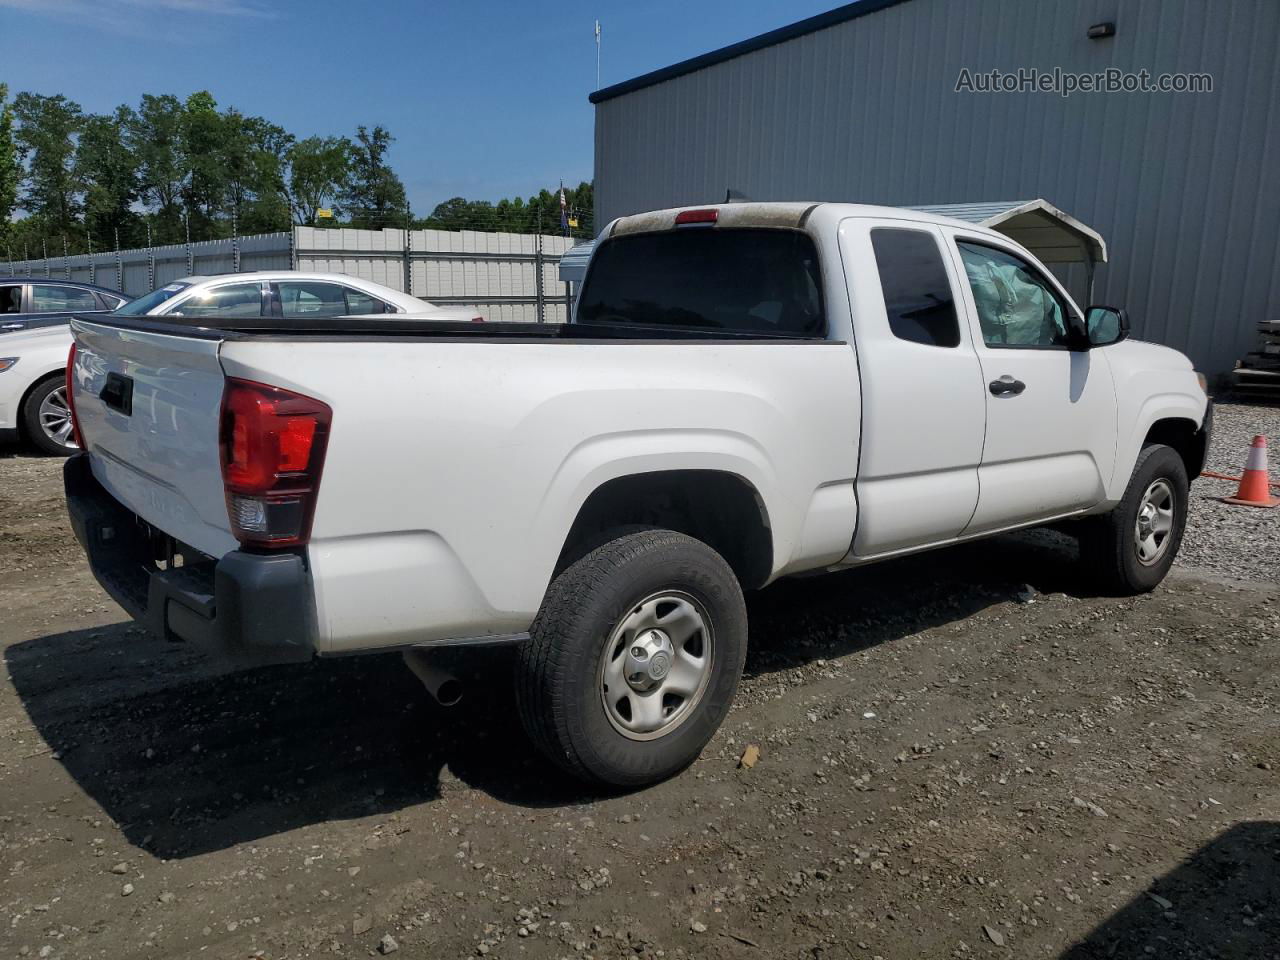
[1179,398,1280,582]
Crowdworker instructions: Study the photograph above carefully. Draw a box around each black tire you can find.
[1079,443,1188,594]
[22,375,78,457]
[516,529,747,787]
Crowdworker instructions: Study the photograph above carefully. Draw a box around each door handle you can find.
[989,376,1026,397]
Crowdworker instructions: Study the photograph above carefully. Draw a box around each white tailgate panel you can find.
[71,320,238,558]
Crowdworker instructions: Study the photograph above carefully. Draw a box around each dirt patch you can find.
[1,435,1277,959]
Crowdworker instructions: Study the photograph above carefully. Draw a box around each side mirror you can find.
[1085,305,1129,347]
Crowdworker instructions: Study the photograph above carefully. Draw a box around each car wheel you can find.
[1079,443,1188,594]
[22,376,79,457]
[516,529,747,787]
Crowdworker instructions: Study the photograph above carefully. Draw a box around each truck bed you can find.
[68,312,860,654]
[76,314,832,343]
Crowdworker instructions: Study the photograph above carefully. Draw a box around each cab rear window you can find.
[577,229,824,337]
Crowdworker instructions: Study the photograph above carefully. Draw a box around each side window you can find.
[956,241,1069,348]
[96,293,125,311]
[31,284,99,312]
[279,281,347,319]
[168,283,264,318]
[870,228,960,347]
[342,287,388,315]
[0,285,21,313]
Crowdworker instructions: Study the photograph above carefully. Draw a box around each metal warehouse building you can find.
[589,0,1280,374]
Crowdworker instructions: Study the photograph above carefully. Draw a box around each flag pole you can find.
[595,20,602,90]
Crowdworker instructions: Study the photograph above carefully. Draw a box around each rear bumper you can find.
[64,454,315,662]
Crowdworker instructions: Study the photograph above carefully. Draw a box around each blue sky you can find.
[1,0,838,214]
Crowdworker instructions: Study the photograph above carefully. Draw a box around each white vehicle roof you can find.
[161,271,446,316]
[149,271,478,320]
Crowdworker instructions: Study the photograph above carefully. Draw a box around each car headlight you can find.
[0,357,18,373]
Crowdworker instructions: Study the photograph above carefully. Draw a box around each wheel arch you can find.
[17,367,68,441]
[555,468,775,590]
[1108,393,1208,500]
[1142,416,1206,481]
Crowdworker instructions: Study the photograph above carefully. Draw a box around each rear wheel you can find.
[22,376,78,456]
[516,529,747,787]
[1079,443,1188,594]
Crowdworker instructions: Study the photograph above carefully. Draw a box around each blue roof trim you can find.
[589,0,914,104]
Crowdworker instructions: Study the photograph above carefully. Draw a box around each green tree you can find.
[180,90,226,235]
[13,91,83,235]
[222,111,293,233]
[285,135,353,226]
[0,85,19,247]
[77,106,141,248]
[344,124,406,228]
[128,94,186,243]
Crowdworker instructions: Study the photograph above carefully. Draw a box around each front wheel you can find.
[516,529,747,787]
[1079,443,1189,594]
[22,376,79,456]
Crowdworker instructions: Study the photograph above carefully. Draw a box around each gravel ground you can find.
[1178,398,1280,582]
[0,401,1277,960]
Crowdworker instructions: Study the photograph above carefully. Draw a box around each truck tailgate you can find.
[70,319,238,559]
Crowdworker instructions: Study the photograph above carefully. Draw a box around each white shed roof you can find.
[908,198,1107,264]
[558,198,1106,284]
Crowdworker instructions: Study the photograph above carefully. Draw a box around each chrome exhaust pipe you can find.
[402,649,463,707]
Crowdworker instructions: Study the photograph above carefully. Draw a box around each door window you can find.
[342,287,388,315]
[279,281,348,318]
[31,284,100,312]
[167,283,265,318]
[870,228,960,347]
[955,241,1070,348]
[0,285,20,313]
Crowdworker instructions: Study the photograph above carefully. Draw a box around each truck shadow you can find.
[6,528,1090,858]
[1059,821,1280,959]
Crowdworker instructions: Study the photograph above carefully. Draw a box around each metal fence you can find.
[0,226,579,323]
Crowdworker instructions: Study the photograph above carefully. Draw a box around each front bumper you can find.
[64,454,315,662]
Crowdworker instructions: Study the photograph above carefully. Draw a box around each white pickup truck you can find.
[63,202,1211,787]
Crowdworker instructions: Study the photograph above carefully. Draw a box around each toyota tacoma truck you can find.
[62,202,1211,787]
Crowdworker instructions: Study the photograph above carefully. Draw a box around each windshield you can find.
[577,228,824,336]
[112,282,190,316]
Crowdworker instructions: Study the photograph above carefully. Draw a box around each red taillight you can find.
[674,208,718,226]
[219,378,332,549]
[65,342,84,448]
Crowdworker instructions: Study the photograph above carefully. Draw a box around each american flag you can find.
[559,182,569,234]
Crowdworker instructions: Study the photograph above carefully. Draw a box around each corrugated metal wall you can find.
[0,234,293,294]
[0,229,577,323]
[593,0,1280,373]
[295,228,576,323]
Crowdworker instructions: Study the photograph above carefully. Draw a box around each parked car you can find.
[0,279,131,454]
[62,202,1211,787]
[2,272,482,456]
[112,272,483,323]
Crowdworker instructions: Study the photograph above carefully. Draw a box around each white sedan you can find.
[113,271,482,324]
[1,272,481,455]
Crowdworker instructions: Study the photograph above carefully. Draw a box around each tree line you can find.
[0,84,594,260]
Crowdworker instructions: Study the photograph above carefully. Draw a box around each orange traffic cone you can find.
[1221,435,1280,508]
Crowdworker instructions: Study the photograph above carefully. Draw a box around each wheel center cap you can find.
[624,629,674,693]
[648,651,671,680]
